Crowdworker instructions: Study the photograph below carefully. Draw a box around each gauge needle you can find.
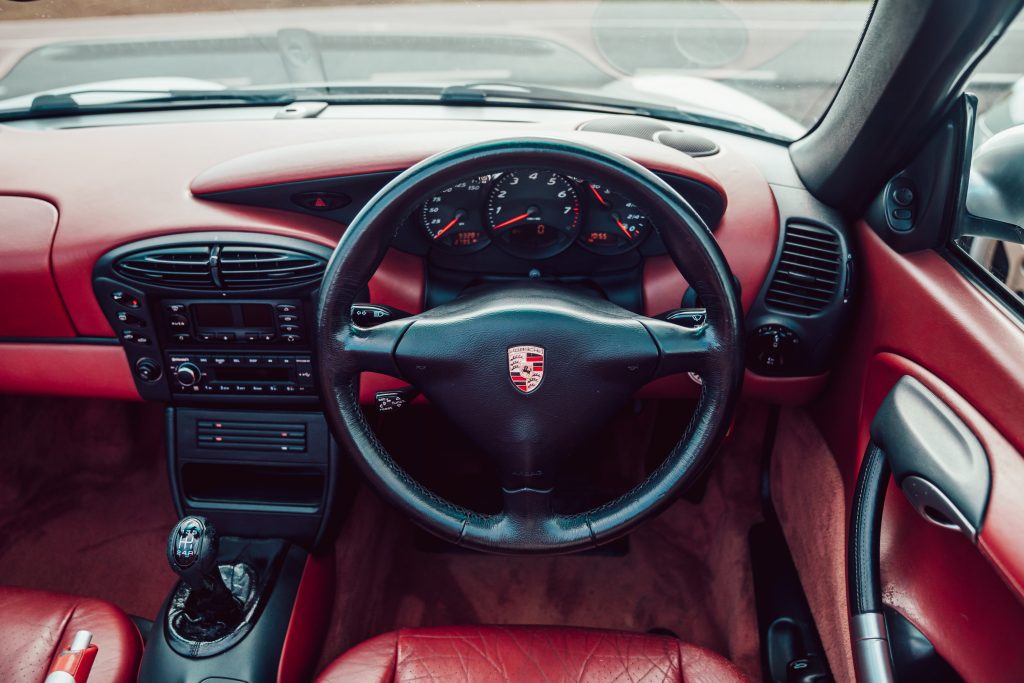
[492,212,531,231]
[434,212,464,239]
[588,184,608,206]
[614,215,634,240]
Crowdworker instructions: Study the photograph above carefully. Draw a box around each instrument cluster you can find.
[421,170,652,258]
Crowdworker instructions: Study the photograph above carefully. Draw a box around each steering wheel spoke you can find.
[336,316,416,377]
[642,316,715,378]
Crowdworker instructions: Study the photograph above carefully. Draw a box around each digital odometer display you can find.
[421,176,492,252]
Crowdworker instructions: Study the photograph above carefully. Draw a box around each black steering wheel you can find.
[317,138,743,554]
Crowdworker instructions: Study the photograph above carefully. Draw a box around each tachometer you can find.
[486,170,580,258]
[422,177,491,251]
[580,182,651,254]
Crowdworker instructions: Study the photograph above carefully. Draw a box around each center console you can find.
[93,232,340,682]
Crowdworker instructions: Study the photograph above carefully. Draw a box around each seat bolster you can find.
[0,586,142,683]
[317,625,748,683]
[317,630,398,683]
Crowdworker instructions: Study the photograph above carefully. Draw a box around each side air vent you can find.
[219,246,327,290]
[765,223,843,315]
[115,246,215,289]
[197,419,307,453]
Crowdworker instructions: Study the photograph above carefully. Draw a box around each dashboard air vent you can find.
[765,223,843,315]
[219,246,327,290]
[115,246,215,289]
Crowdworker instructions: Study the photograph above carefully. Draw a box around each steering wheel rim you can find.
[317,137,743,554]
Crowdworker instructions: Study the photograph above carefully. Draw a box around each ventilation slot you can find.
[197,420,307,453]
[115,247,214,289]
[765,223,842,315]
[219,247,327,290]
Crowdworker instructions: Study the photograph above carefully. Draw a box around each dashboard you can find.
[0,105,851,407]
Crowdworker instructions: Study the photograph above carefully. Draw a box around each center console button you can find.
[282,334,302,343]
[134,358,162,382]
[174,362,201,387]
[165,303,187,314]
[111,291,140,308]
[260,333,276,342]
[167,314,189,330]
[279,324,300,334]
[278,314,298,324]
[116,311,145,327]
[172,333,191,344]
[276,304,298,314]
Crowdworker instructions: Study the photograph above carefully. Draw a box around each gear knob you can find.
[167,516,219,592]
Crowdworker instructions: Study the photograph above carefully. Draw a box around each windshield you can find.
[0,0,877,140]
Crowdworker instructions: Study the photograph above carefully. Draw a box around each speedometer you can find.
[486,170,580,258]
[421,176,491,252]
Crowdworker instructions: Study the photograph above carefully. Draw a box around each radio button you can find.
[167,315,189,330]
[174,362,201,387]
[172,333,191,344]
[243,332,260,342]
[260,333,276,342]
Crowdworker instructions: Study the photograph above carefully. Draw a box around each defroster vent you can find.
[197,419,307,453]
[765,223,843,315]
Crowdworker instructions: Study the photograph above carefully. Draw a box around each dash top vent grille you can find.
[765,223,843,315]
[115,244,326,291]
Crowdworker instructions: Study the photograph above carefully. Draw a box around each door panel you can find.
[791,222,1024,681]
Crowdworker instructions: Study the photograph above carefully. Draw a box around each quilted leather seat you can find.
[0,586,142,683]
[318,625,748,682]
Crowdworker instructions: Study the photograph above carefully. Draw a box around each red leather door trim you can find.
[802,223,1024,682]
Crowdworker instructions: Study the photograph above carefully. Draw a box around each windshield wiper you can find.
[0,88,299,120]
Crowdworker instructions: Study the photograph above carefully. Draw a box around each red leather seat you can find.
[0,586,142,683]
[318,625,748,683]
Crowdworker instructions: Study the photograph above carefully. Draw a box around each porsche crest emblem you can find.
[507,345,545,394]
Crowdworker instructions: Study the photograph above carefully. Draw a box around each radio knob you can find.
[175,362,202,387]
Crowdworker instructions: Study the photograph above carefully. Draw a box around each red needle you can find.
[433,213,462,239]
[491,212,531,231]
[614,216,634,240]
[589,184,608,206]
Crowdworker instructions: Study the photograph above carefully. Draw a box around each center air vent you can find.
[219,247,326,290]
[115,246,215,289]
[765,223,843,315]
[114,242,327,291]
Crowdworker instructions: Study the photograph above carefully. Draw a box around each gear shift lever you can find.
[166,516,241,635]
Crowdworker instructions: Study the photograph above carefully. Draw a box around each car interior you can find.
[3,0,1024,682]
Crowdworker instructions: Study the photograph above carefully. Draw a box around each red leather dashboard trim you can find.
[278,551,336,683]
[0,343,140,400]
[806,223,1024,682]
[0,196,76,337]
